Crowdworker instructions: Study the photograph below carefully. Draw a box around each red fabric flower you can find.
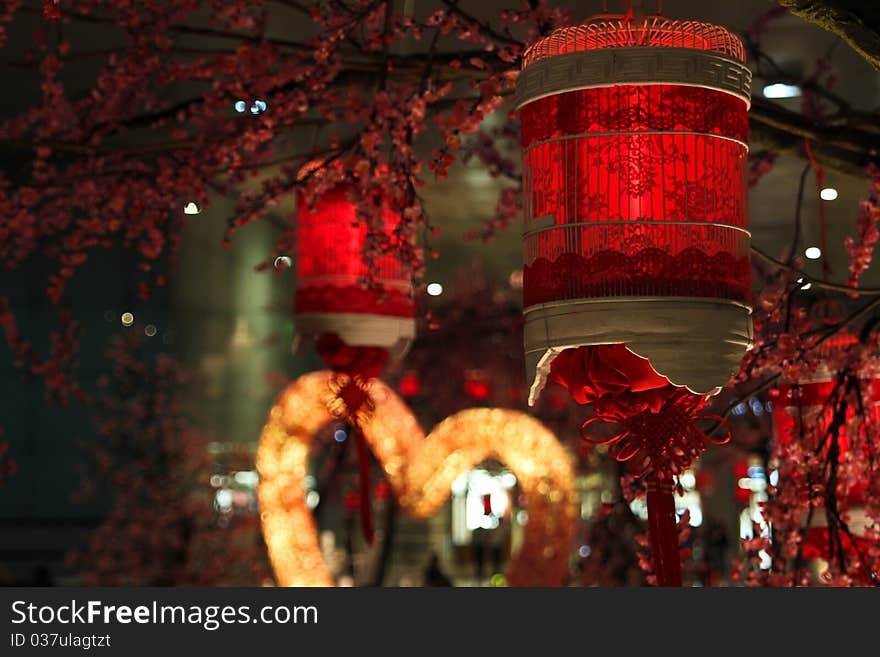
[549,344,727,477]
[314,333,389,380]
[549,343,679,416]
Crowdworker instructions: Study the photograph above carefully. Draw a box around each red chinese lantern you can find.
[770,333,878,563]
[295,167,415,381]
[294,163,415,545]
[517,12,752,585]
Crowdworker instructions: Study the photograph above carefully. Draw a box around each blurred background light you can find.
[762,82,801,98]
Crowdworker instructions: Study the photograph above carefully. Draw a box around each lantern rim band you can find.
[523,295,753,315]
[523,297,753,405]
[522,218,751,238]
[294,312,416,350]
[518,81,751,112]
[515,46,752,110]
[523,129,749,152]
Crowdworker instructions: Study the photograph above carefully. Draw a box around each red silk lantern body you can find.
[294,182,415,378]
[516,17,753,405]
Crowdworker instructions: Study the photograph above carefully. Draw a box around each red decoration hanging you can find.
[554,346,731,478]
[294,165,415,545]
[517,14,753,586]
[314,334,389,381]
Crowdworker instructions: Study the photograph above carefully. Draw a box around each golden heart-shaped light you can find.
[257,371,578,586]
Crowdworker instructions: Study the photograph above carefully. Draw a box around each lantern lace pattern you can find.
[520,86,749,305]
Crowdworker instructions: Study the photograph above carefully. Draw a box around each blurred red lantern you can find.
[463,369,492,401]
[516,13,752,586]
[770,332,878,560]
[294,164,415,546]
[398,370,421,397]
[733,461,751,505]
[295,166,415,380]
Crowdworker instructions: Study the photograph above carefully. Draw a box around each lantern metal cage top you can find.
[522,16,746,69]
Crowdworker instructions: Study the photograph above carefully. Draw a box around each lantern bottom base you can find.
[294,312,416,363]
[524,296,752,405]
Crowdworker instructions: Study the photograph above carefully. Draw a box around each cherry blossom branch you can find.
[785,164,812,263]
[717,295,880,428]
[750,97,880,176]
[439,0,523,47]
[18,3,313,52]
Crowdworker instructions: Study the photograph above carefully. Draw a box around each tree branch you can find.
[439,0,522,47]
[778,0,880,70]
[749,96,880,176]
[751,245,880,295]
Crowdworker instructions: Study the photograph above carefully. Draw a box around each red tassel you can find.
[483,493,493,516]
[352,424,374,546]
[646,475,683,587]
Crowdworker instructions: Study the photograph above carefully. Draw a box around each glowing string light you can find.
[256,371,577,587]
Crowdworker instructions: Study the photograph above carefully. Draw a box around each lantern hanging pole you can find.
[616,0,661,17]
[626,0,648,19]
[646,474,683,587]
